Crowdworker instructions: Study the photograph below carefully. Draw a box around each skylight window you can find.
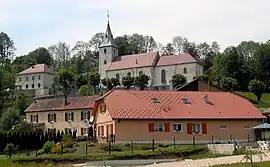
[182,98,191,104]
[151,98,160,103]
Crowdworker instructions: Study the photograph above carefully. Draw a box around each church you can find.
[98,21,204,90]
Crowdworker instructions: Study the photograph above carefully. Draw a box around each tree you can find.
[32,47,53,65]
[4,143,16,158]
[79,85,93,96]
[48,42,71,69]
[0,32,16,66]
[88,73,100,94]
[110,77,120,88]
[172,36,184,54]
[164,43,174,55]
[172,74,187,89]
[134,74,150,90]
[182,38,198,58]
[220,77,238,91]
[248,79,265,102]
[89,32,105,51]
[101,78,113,90]
[122,75,134,90]
[55,68,75,104]
[0,107,21,131]
[241,149,266,167]
[76,74,88,88]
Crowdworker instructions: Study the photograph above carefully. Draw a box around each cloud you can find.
[1,0,270,55]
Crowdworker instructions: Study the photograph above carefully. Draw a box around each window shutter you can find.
[106,125,109,137]
[81,112,83,120]
[187,123,192,134]
[101,126,104,136]
[88,111,91,120]
[54,113,56,122]
[164,123,170,132]
[111,124,113,135]
[148,123,154,132]
[65,113,67,121]
[71,112,74,121]
[81,128,83,135]
[98,126,100,136]
[30,115,33,122]
[202,123,207,134]
[36,115,39,123]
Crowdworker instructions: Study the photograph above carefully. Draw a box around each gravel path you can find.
[145,152,270,167]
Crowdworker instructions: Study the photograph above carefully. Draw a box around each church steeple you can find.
[100,11,116,47]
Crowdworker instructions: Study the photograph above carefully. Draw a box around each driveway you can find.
[145,152,270,167]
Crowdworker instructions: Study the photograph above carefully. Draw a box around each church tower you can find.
[99,12,118,80]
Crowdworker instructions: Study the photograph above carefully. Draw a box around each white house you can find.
[15,64,54,96]
[99,22,204,90]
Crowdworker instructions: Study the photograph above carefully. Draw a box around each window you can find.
[30,114,39,123]
[38,83,41,88]
[32,84,34,89]
[116,73,120,80]
[173,123,183,132]
[65,128,72,134]
[154,123,164,132]
[127,72,131,77]
[32,76,35,80]
[100,105,106,113]
[104,48,107,54]
[105,34,108,38]
[151,98,160,103]
[161,69,166,83]
[48,113,56,122]
[65,112,74,121]
[139,71,143,76]
[113,49,116,54]
[81,128,88,135]
[26,77,28,81]
[220,125,227,129]
[25,84,28,89]
[244,125,251,129]
[81,111,90,120]
[104,60,107,64]
[38,75,41,80]
[192,123,202,134]
[183,67,187,74]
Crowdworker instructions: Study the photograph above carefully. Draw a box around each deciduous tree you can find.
[248,79,265,102]
[172,74,187,89]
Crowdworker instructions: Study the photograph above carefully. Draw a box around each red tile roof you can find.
[107,52,157,71]
[18,64,54,75]
[96,90,264,120]
[26,95,100,112]
[156,54,198,66]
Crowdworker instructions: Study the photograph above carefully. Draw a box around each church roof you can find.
[156,53,198,66]
[99,22,116,47]
[106,52,157,71]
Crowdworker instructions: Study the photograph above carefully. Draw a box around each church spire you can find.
[100,11,116,47]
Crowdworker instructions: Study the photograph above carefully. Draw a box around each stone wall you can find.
[207,144,235,155]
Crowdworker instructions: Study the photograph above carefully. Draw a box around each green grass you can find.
[234,91,270,108]
[211,161,270,167]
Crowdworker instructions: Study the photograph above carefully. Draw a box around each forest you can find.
[0,31,270,133]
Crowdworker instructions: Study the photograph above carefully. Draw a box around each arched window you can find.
[104,48,107,54]
[104,60,107,64]
[139,71,143,76]
[161,69,166,83]
[183,67,187,74]
[116,73,120,80]
[127,72,131,77]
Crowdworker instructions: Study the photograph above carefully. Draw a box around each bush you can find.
[63,148,77,154]
[141,144,155,150]
[43,141,55,154]
[37,149,44,155]
[62,133,72,142]
[63,139,74,149]
[100,144,123,152]
[4,143,16,158]
[52,144,61,154]
[125,143,131,147]
[158,144,169,148]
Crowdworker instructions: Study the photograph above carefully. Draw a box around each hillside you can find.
[234,91,270,109]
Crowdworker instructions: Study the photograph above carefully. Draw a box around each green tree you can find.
[88,73,100,94]
[220,77,238,91]
[101,78,113,90]
[110,77,120,88]
[172,74,187,89]
[134,74,150,90]
[0,107,21,131]
[55,68,75,104]
[0,32,16,66]
[164,43,174,55]
[76,73,88,88]
[122,75,134,90]
[48,42,71,69]
[248,79,265,102]
[4,143,16,158]
[79,85,93,96]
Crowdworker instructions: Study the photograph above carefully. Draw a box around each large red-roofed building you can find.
[93,89,264,144]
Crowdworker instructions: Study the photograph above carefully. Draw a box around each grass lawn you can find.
[211,161,270,167]
[234,91,270,108]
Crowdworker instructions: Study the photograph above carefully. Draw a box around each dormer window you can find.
[100,105,106,113]
[104,48,107,54]
[105,34,108,38]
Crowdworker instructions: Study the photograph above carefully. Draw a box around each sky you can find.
[0,0,270,56]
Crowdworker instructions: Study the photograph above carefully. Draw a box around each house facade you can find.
[99,22,204,90]
[92,90,264,144]
[15,64,54,96]
[25,95,100,136]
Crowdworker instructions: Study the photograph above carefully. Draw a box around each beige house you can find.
[92,89,265,144]
[25,95,100,136]
[15,64,54,96]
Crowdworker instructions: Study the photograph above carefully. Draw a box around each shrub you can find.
[4,143,16,158]
[125,143,131,147]
[43,141,55,154]
[63,139,74,149]
[62,133,72,142]
[37,149,44,155]
[100,144,123,152]
[52,144,61,154]
[141,144,155,150]
[158,144,169,148]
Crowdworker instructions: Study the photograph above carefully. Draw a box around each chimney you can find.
[203,94,208,104]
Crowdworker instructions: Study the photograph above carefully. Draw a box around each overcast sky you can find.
[0,0,270,56]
